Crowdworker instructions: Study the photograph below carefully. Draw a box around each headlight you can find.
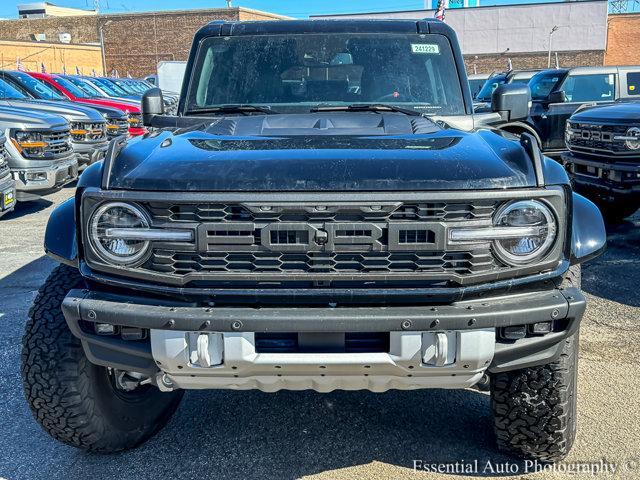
[620,127,640,150]
[10,130,48,158]
[492,200,557,266]
[89,202,150,265]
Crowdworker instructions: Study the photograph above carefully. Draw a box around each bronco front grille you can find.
[82,191,567,287]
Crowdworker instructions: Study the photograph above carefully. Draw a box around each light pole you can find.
[99,20,112,76]
[547,26,559,68]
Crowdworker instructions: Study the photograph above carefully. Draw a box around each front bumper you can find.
[12,154,78,201]
[62,286,585,391]
[73,141,109,169]
[0,173,16,217]
[561,151,640,199]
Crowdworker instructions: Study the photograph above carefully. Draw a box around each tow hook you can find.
[156,373,175,392]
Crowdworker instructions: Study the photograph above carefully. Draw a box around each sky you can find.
[0,0,609,19]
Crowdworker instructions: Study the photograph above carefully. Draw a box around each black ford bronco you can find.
[22,19,607,461]
[563,100,640,222]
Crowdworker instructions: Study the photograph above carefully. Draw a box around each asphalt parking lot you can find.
[0,187,639,480]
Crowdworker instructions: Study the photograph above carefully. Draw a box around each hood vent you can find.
[204,112,440,137]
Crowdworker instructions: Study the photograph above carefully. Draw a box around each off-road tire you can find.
[21,264,184,452]
[560,264,581,289]
[491,332,579,462]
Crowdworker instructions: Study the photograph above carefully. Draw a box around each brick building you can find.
[605,14,640,66]
[312,1,610,74]
[0,39,101,73]
[0,7,288,77]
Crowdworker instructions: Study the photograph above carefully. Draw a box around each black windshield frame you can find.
[184,33,466,116]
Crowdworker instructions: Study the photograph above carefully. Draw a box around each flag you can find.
[113,69,119,78]
[435,0,446,22]
[16,58,26,72]
[62,64,67,75]
[40,62,46,73]
[92,69,97,77]
[126,72,132,78]
[75,66,81,75]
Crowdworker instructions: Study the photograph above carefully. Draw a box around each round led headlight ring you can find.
[624,127,640,151]
[493,200,557,266]
[89,202,150,266]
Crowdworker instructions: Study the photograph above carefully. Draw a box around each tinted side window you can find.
[627,72,640,95]
[562,74,615,102]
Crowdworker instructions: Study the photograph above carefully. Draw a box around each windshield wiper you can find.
[310,103,424,116]
[186,104,277,115]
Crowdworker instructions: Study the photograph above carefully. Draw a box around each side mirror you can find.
[492,84,531,122]
[548,90,566,104]
[142,88,164,127]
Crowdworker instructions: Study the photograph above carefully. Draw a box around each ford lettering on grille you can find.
[196,222,445,253]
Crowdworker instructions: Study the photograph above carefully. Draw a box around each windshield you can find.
[468,79,486,99]
[115,80,141,94]
[62,76,105,97]
[51,76,92,98]
[0,78,29,99]
[186,33,465,115]
[475,74,507,102]
[528,71,565,101]
[95,78,128,96]
[6,72,66,100]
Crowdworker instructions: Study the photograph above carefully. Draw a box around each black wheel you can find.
[21,264,183,452]
[491,332,579,462]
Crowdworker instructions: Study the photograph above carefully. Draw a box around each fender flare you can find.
[496,121,542,148]
[44,196,78,267]
[570,192,606,265]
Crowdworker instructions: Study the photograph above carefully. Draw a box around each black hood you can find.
[106,112,537,191]
[571,101,640,125]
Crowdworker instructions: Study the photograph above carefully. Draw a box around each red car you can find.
[28,72,145,137]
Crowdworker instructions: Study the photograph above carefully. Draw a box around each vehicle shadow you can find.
[61,389,523,480]
[581,213,640,307]
[1,198,53,220]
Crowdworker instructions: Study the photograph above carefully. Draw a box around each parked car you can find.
[70,76,140,102]
[0,70,129,140]
[562,100,640,222]
[474,69,540,111]
[0,106,76,201]
[498,66,640,157]
[22,19,605,462]
[0,78,108,170]
[467,72,491,100]
[27,72,145,137]
[83,76,178,113]
[0,132,17,217]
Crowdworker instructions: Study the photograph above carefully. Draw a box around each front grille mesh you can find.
[42,130,72,157]
[0,142,8,177]
[567,122,631,155]
[146,201,497,223]
[130,200,505,282]
[150,249,495,275]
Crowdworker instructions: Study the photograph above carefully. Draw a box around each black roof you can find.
[200,18,454,37]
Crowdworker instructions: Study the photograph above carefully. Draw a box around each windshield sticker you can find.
[411,44,440,54]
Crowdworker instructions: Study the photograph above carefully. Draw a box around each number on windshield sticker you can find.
[411,44,440,54]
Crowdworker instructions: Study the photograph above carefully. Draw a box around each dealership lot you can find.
[0,188,638,480]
